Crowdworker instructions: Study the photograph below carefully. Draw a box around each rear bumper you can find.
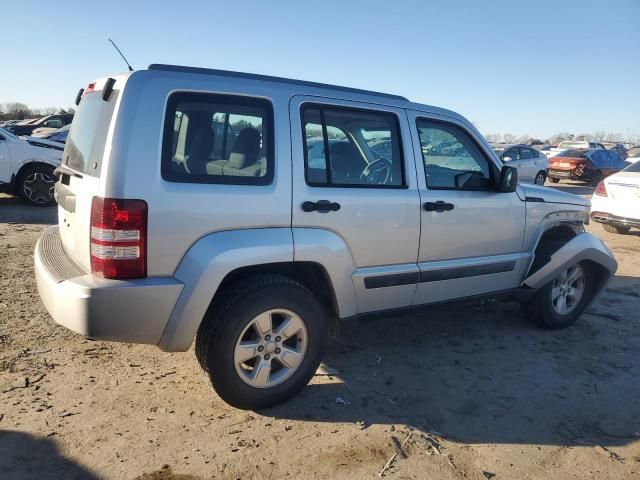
[591,212,640,228]
[35,226,183,345]
[547,169,587,180]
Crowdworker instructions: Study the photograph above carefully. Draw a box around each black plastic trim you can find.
[525,196,545,202]
[102,78,116,101]
[364,272,419,289]
[419,260,516,283]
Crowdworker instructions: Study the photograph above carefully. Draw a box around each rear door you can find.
[57,79,122,271]
[290,96,421,314]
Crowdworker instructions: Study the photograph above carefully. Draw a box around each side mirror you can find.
[502,156,513,162]
[498,165,518,192]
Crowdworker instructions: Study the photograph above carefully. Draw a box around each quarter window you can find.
[302,105,405,187]
[416,119,494,190]
[162,92,274,185]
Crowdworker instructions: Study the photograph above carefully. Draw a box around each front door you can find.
[407,111,528,305]
[290,96,421,314]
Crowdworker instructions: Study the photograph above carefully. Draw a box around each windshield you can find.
[557,149,588,158]
[558,141,586,149]
[0,127,18,139]
[623,161,640,172]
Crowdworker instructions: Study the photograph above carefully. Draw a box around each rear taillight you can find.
[90,197,147,279]
[595,181,608,197]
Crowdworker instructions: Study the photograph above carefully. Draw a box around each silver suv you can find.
[35,65,617,409]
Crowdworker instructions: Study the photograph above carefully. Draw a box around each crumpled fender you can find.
[523,232,617,291]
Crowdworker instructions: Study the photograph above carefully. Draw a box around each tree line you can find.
[484,131,640,146]
[0,102,75,121]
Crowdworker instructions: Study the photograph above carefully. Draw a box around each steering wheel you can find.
[360,157,392,185]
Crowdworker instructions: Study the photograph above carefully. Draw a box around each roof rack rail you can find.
[147,64,408,102]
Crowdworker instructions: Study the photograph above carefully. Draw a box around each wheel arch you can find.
[14,160,57,187]
[158,228,356,352]
[523,232,617,294]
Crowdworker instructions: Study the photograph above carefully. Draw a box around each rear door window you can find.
[301,105,405,187]
[162,92,274,185]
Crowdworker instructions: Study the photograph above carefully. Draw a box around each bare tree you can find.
[503,133,517,144]
[484,133,502,143]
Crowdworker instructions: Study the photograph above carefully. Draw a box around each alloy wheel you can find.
[551,264,586,315]
[22,172,55,205]
[234,309,307,388]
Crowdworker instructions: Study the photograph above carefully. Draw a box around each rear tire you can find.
[526,262,595,329]
[602,223,630,234]
[17,164,56,206]
[195,274,327,410]
[549,178,560,183]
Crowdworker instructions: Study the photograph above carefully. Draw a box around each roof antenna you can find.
[108,38,133,71]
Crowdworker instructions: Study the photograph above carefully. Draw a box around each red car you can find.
[548,148,627,186]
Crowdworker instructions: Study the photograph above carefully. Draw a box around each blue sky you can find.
[2,0,638,139]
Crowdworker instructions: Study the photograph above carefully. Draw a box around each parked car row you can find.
[1,113,74,136]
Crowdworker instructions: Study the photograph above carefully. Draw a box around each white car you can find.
[591,161,640,234]
[492,144,549,185]
[0,127,63,205]
[548,140,605,158]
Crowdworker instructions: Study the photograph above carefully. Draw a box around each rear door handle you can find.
[302,200,341,212]
[423,201,454,212]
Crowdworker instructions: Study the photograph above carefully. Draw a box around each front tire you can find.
[602,223,630,234]
[18,165,56,206]
[526,262,594,329]
[195,275,327,410]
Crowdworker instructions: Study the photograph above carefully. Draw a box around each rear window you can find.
[161,92,274,185]
[557,149,588,158]
[64,91,118,177]
[623,161,640,172]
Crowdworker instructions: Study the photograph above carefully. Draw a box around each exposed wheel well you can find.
[529,225,579,276]
[208,262,339,319]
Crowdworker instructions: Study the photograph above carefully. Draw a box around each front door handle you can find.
[423,201,454,212]
[302,200,341,212]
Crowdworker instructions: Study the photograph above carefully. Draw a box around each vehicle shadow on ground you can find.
[0,430,99,480]
[267,278,640,448]
[0,195,57,225]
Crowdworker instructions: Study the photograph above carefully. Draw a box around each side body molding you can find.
[523,232,618,291]
[293,228,358,319]
[158,228,294,351]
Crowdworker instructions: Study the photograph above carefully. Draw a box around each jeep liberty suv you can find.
[35,65,617,409]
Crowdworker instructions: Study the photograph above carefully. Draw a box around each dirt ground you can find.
[1,183,639,480]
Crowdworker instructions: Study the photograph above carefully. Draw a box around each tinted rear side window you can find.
[161,92,274,185]
[64,91,118,177]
